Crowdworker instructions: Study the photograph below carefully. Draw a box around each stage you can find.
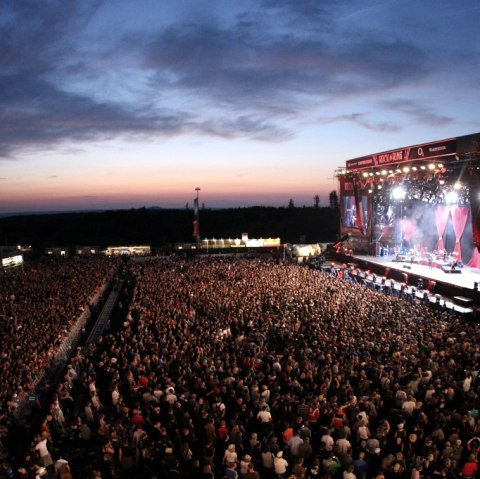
[341,253,480,308]
[354,254,479,289]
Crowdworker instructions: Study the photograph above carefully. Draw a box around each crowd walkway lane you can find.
[86,279,124,344]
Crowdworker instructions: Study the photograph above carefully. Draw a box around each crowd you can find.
[2,256,480,479]
[0,258,117,424]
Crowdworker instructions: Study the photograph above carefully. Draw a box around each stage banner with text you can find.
[346,138,457,171]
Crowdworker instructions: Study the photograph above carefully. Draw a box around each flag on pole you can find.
[192,197,200,238]
[194,197,199,217]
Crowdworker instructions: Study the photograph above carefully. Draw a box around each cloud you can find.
[318,113,401,132]
[381,99,453,127]
[143,20,429,108]
[0,0,444,157]
[260,0,342,27]
[198,116,292,142]
[0,72,184,156]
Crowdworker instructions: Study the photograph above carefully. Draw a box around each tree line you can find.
[0,204,340,249]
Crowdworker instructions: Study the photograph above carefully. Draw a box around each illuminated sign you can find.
[346,138,456,171]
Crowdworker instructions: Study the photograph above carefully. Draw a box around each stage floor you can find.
[352,254,480,292]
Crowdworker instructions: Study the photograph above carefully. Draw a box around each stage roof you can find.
[344,132,480,172]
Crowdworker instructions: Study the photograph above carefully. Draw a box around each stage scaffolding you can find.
[335,133,480,268]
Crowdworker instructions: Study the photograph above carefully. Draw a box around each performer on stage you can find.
[451,258,458,271]
[428,254,433,270]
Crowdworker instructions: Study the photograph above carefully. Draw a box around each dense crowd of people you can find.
[2,256,480,479]
[0,258,117,424]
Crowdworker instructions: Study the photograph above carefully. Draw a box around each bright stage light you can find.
[454,182,462,190]
[428,164,435,170]
[445,191,458,204]
[392,186,406,200]
[402,166,410,173]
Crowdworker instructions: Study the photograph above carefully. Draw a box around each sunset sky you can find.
[1,0,479,214]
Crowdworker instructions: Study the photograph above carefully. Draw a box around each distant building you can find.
[1,245,31,272]
[75,246,102,256]
[174,234,281,252]
[1,254,24,270]
[44,246,69,257]
[105,245,151,256]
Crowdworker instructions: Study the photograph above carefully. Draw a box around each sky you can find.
[0,0,479,214]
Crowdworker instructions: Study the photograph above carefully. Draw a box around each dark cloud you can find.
[144,21,429,108]
[0,72,188,157]
[0,0,449,158]
[318,113,401,132]
[0,1,101,71]
[0,68,291,157]
[198,115,292,142]
[380,99,453,127]
[260,0,341,27]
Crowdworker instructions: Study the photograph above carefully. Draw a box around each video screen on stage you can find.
[343,195,369,230]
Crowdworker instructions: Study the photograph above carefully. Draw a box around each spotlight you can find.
[454,182,462,190]
[363,172,369,178]
[402,166,410,173]
[392,186,406,200]
[445,191,458,204]
[428,164,435,170]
